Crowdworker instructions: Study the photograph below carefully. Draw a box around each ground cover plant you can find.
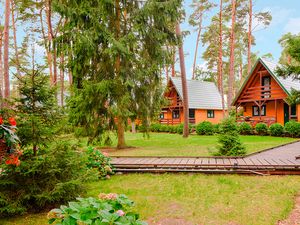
[2,174,300,225]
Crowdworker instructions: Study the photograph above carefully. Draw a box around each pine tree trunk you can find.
[11,0,21,78]
[60,54,64,107]
[247,0,252,74]
[0,27,3,98]
[117,117,127,149]
[175,24,189,138]
[3,0,11,98]
[171,47,175,77]
[192,14,203,80]
[228,0,236,108]
[218,0,225,116]
[46,0,56,85]
[39,9,53,84]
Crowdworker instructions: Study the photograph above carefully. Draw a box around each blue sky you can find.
[182,0,300,79]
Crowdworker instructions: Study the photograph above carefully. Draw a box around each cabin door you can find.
[284,103,289,124]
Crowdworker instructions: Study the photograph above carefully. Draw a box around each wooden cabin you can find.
[233,58,300,126]
[160,77,225,125]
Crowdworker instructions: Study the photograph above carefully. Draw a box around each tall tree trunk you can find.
[131,121,136,133]
[39,9,53,84]
[0,27,3,98]
[192,14,203,80]
[60,54,64,107]
[218,0,225,116]
[117,118,126,149]
[171,47,176,77]
[11,0,21,78]
[46,0,57,85]
[3,0,11,98]
[228,0,236,108]
[247,0,252,74]
[175,23,189,138]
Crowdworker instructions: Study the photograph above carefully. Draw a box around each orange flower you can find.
[0,117,3,125]
[8,117,17,126]
[5,155,20,166]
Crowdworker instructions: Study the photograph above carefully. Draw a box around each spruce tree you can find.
[16,66,58,155]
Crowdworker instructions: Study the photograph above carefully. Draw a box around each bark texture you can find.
[247,0,252,74]
[3,0,11,98]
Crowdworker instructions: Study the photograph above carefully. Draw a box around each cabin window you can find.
[172,110,180,119]
[159,113,164,119]
[189,109,195,119]
[262,76,271,98]
[207,110,215,118]
[252,105,266,116]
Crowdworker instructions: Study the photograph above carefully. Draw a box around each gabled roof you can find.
[233,57,300,105]
[169,77,224,110]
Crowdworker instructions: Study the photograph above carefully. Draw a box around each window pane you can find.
[189,109,195,118]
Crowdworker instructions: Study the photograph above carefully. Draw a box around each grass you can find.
[105,132,297,157]
[2,174,300,225]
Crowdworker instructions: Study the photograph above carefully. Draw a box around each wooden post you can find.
[259,101,262,121]
[275,99,277,123]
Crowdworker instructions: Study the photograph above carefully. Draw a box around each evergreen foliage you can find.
[15,67,59,155]
[196,121,214,135]
[238,122,252,135]
[53,0,183,148]
[0,142,97,217]
[255,123,268,136]
[216,118,246,156]
[284,121,300,138]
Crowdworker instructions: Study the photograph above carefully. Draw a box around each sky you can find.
[181,0,300,79]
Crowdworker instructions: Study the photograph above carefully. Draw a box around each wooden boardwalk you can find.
[111,141,300,175]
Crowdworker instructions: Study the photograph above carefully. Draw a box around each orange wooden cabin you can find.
[233,58,300,126]
[159,77,225,125]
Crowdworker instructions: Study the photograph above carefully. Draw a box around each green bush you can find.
[269,123,284,137]
[0,142,97,217]
[213,124,221,134]
[255,123,268,135]
[150,123,161,132]
[86,147,114,179]
[238,122,253,135]
[48,194,147,225]
[284,121,300,137]
[216,118,246,156]
[177,124,184,134]
[196,121,214,135]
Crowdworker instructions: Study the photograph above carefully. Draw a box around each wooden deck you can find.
[111,141,300,175]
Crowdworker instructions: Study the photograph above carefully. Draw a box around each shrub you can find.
[86,147,114,179]
[238,122,252,135]
[269,123,284,137]
[284,121,300,137]
[48,194,147,225]
[216,118,246,156]
[150,123,160,132]
[177,124,184,134]
[255,123,268,135]
[213,124,221,134]
[0,142,97,217]
[196,121,214,135]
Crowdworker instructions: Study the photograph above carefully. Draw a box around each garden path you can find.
[111,141,300,175]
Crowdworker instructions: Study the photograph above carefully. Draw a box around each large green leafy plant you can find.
[48,194,147,225]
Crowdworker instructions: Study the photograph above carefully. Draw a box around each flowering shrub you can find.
[0,116,21,166]
[48,194,147,225]
[86,147,114,179]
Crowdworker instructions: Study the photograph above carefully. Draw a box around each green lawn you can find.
[105,132,297,157]
[2,174,300,225]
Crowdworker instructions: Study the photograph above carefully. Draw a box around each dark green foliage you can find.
[86,147,114,179]
[0,142,97,217]
[269,123,284,137]
[15,68,59,154]
[216,118,246,156]
[48,194,147,225]
[196,121,214,135]
[53,0,183,145]
[238,122,253,135]
[284,121,300,137]
[255,123,268,135]
[213,124,221,134]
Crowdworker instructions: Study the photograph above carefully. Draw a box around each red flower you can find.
[5,155,20,166]
[0,117,3,125]
[8,117,17,126]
